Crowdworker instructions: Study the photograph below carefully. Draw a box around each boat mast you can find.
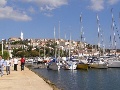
[118,12,120,49]
[80,15,83,42]
[111,9,116,55]
[119,12,120,35]
[100,30,105,56]
[97,14,100,57]
[58,21,60,58]
[69,33,71,58]
[44,39,45,59]
[54,26,57,58]
[79,12,83,56]
[119,12,120,40]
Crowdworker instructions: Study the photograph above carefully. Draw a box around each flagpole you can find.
[96,14,100,57]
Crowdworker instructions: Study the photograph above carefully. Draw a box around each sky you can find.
[0,0,120,48]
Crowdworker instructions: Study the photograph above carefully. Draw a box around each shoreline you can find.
[25,64,61,90]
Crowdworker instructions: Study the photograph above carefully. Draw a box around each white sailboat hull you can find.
[64,64,77,70]
[108,60,120,68]
[64,61,77,70]
[89,63,108,69]
[48,62,60,70]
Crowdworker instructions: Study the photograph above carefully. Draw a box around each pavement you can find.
[0,63,53,90]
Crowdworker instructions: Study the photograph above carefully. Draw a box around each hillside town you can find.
[0,32,120,59]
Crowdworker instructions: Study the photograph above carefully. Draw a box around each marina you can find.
[0,1,120,90]
[24,58,120,90]
[31,64,120,90]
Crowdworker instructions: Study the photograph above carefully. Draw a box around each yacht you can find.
[47,58,60,70]
[89,57,108,69]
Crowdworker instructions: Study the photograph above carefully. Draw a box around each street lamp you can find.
[2,39,4,56]
[39,47,41,57]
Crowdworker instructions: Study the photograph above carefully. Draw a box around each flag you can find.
[83,31,84,35]
[65,34,66,40]
[97,14,99,20]
[114,32,115,36]
[98,26,100,37]
[113,21,115,28]
[102,38,103,43]
[110,35,111,42]
[80,27,83,41]
[101,33,102,37]
[81,35,83,41]
[96,14,100,32]
[111,8,114,24]
[111,8,113,12]
[113,32,116,42]
[80,13,82,23]
[96,14,100,40]
[54,26,56,39]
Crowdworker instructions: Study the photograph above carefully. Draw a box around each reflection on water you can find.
[33,68,120,90]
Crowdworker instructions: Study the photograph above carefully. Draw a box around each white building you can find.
[21,31,23,40]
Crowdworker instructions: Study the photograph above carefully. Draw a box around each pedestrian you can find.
[20,57,25,71]
[10,58,14,67]
[0,55,4,77]
[5,57,11,75]
[13,57,18,71]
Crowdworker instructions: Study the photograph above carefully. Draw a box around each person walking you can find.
[13,57,18,71]
[10,57,14,67]
[20,57,25,71]
[5,57,11,75]
[0,55,4,77]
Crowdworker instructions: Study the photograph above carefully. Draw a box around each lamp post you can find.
[39,47,40,57]
[2,39,4,56]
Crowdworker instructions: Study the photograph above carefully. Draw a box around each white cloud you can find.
[28,6,35,13]
[44,13,53,17]
[0,0,31,21]
[19,0,68,17]
[0,0,7,7]
[88,0,120,11]
[89,0,104,11]
[107,0,120,5]
[23,0,68,11]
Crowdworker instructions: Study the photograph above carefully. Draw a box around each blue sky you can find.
[0,0,120,48]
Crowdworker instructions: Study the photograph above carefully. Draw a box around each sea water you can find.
[33,67,120,90]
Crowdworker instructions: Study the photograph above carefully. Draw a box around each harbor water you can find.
[32,66,120,90]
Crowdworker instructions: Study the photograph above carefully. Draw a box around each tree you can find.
[30,50,39,57]
[16,51,26,57]
[0,51,9,60]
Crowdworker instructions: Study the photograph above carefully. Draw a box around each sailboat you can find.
[47,58,60,70]
[47,25,61,70]
[89,14,108,69]
[89,58,108,69]
[76,13,89,70]
[107,9,120,68]
[76,60,89,70]
[64,33,77,70]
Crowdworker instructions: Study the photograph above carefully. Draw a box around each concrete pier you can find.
[0,63,53,90]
